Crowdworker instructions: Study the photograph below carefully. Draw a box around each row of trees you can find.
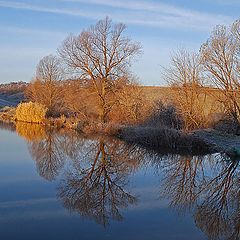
[25,17,240,130]
[164,19,240,130]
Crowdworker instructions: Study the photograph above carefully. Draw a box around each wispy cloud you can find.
[207,0,240,5]
[62,0,234,30]
[62,0,217,18]
[0,0,104,19]
[0,0,234,31]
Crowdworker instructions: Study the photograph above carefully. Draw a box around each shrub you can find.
[15,102,47,123]
[142,101,183,130]
[0,107,16,122]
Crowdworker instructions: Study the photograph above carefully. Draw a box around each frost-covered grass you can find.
[118,126,214,155]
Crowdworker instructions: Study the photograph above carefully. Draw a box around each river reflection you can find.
[58,138,140,226]
[2,122,240,239]
[154,154,240,240]
[15,122,143,226]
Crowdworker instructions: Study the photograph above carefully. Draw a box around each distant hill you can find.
[140,86,172,102]
[0,81,28,107]
[0,81,168,108]
[0,81,218,109]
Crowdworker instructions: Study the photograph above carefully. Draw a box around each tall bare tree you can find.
[58,17,142,123]
[200,19,240,123]
[26,55,64,116]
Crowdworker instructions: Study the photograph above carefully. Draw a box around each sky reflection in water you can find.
[0,122,239,240]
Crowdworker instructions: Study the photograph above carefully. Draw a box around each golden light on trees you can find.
[15,102,47,123]
[59,17,142,123]
[26,55,64,116]
[200,20,240,123]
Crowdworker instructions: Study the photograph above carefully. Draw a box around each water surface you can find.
[0,122,239,240]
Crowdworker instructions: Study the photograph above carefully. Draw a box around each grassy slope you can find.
[0,82,27,107]
[0,82,222,112]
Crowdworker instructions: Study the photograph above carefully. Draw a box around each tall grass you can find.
[15,102,47,123]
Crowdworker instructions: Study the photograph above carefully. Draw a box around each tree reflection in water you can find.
[58,138,141,226]
[11,122,240,237]
[16,122,65,181]
[157,154,206,213]
[15,123,141,226]
[154,152,240,240]
[194,156,240,240]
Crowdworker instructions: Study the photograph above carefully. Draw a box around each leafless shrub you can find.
[141,100,183,130]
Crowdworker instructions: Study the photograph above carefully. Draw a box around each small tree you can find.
[59,17,142,123]
[163,49,210,130]
[26,55,64,116]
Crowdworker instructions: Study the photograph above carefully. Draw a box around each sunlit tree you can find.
[59,17,142,123]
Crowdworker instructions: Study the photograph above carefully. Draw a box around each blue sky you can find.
[0,0,239,85]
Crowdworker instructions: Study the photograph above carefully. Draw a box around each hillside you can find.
[0,81,221,110]
[0,82,28,107]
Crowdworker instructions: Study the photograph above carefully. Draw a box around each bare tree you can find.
[200,20,240,123]
[58,17,142,123]
[162,49,211,130]
[26,55,64,116]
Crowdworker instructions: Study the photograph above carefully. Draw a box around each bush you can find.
[142,101,183,130]
[15,102,47,123]
[0,107,16,122]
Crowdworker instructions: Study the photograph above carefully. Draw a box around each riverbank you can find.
[0,106,121,135]
[2,105,240,157]
[117,126,240,157]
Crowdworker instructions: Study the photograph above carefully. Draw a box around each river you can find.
[0,122,238,240]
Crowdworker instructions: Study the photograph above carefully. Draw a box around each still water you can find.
[0,122,239,240]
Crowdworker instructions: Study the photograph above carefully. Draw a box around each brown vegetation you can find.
[59,17,142,123]
[201,20,240,123]
[118,126,215,155]
[26,55,64,116]
[15,102,47,123]
[2,17,239,138]
[163,50,217,130]
[0,106,16,122]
